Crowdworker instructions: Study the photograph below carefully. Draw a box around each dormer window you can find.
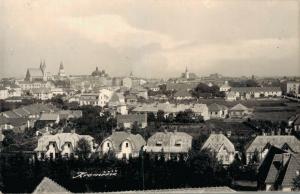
[125,143,129,148]
[156,141,162,146]
[175,140,182,147]
[107,142,110,147]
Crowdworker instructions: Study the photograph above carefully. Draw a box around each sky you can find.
[0,0,299,79]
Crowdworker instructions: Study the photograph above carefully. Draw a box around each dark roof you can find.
[264,153,300,189]
[117,114,147,124]
[208,103,228,112]
[173,89,193,98]
[231,87,281,93]
[39,113,59,121]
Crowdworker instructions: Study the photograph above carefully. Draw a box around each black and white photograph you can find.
[0,0,299,193]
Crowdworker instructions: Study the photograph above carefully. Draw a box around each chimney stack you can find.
[282,153,291,166]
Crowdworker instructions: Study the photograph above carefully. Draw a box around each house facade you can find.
[201,133,236,165]
[228,87,282,100]
[229,103,251,119]
[208,103,228,119]
[98,131,146,159]
[264,153,300,191]
[246,135,300,164]
[0,87,9,99]
[35,132,95,160]
[144,131,192,160]
[288,114,300,131]
[286,81,300,95]
[132,102,210,120]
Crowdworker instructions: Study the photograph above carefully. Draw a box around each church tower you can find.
[185,65,189,79]
[58,61,66,77]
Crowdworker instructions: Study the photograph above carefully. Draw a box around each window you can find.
[107,142,110,147]
[50,153,53,159]
[68,143,70,148]
[125,143,129,148]
[41,152,45,159]
[225,155,229,161]
[123,153,126,159]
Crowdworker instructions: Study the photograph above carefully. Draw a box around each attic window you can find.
[156,141,162,146]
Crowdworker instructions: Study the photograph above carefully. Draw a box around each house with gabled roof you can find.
[262,153,300,191]
[0,86,9,100]
[229,87,282,100]
[246,135,300,164]
[208,103,228,119]
[229,103,251,118]
[32,177,70,194]
[35,131,95,160]
[288,114,300,132]
[98,131,146,160]
[144,130,192,160]
[173,89,195,101]
[201,133,236,165]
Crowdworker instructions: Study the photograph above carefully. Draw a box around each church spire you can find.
[59,61,64,70]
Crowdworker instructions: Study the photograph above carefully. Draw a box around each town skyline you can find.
[0,0,299,79]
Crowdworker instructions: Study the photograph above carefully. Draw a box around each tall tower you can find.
[40,60,47,81]
[185,65,189,79]
[58,61,66,77]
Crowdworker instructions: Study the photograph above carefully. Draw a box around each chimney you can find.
[282,153,291,166]
[126,128,131,134]
[278,128,281,135]
[164,129,168,133]
[262,129,266,136]
[271,130,275,136]
[211,130,215,134]
[226,130,232,138]
[71,129,76,134]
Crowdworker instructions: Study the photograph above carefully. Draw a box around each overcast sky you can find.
[0,0,299,79]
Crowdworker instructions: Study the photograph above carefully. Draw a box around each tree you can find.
[292,174,300,191]
[157,110,165,123]
[76,138,92,160]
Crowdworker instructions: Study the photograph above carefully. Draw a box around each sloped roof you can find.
[32,177,70,194]
[30,88,51,94]
[0,115,9,124]
[109,93,125,106]
[201,133,235,153]
[208,103,228,112]
[231,87,281,93]
[101,131,146,153]
[173,89,193,98]
[281,154,300,187]
[146,131,192,153]
[35,132,94,152]
[132,103,208,114]
[246,135,300,153]
[117,114,147,124]
[265,154,282,184]
[230,103,249,111]
[39,113,59,121]
[58,110,82,120]
[27,68,43,77]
